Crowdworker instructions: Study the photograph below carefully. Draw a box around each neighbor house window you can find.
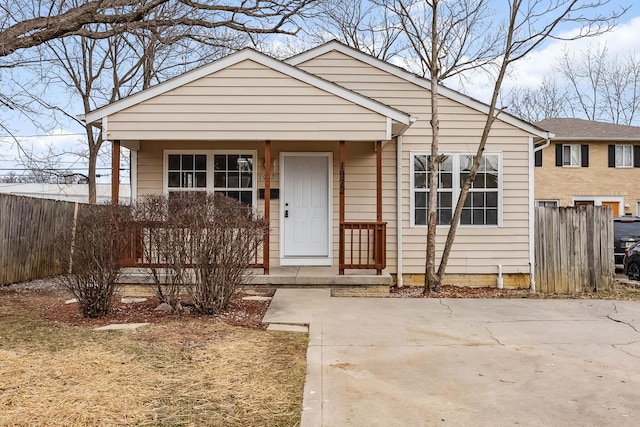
[165,151,256,208]
[556,144,588,167]
[411,153,501,227]
[608,144,638,168]
[563,144,581,166]
[535,200,558,208]
[615,145,632,167]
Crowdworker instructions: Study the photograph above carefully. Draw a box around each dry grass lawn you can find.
[0,286,308,426]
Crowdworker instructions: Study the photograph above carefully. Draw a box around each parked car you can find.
[624,242,640,280]
[614,216,640,265]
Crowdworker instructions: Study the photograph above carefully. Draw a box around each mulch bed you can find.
[390,284,533,298]
[1,279,273,329]
[46,291,274,329]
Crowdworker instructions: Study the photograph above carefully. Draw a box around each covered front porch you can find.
[114,139,390,279]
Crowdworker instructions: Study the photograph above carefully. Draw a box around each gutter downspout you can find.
[529,131,551,292]
[396,135,404,287]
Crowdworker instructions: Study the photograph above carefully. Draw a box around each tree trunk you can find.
[425,1,441,294]
[85,126,102,204]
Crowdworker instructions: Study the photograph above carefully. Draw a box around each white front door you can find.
[281,154,331,263]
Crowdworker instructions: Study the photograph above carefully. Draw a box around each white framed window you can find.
[535,200,559,208]
[411,152,501,227]
[615,145,633,167]
[164,150,257,208]
[563,144,581,166]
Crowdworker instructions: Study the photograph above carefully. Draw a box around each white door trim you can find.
[279,152,333,266]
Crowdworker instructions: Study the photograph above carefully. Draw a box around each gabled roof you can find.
[535,118,640,141]
[287,40,551,140]
[83,47,413,127]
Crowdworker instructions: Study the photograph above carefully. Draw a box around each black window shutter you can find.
[634,145,640,168]
[608,145,615,167]
[555,144,563,166]
[534,150,542,167]
[581,144,589,167]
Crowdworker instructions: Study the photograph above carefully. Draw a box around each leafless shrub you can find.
[133,193,268,315]
[55,203,130,318]
[132,195,189,311]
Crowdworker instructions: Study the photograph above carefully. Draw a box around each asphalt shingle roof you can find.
[535,118,640,140]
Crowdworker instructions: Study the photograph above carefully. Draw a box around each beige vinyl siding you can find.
[135,140,397,271]
[107,59,390,142]
[297,51,533,275]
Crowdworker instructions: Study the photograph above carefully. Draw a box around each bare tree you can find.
[504,76,572,122]
[302,0,406,61]
[384,0,625,292]
[557,45,640,125]
[0,0,313,58]
[5,0,313,203]
[505,44,640,126]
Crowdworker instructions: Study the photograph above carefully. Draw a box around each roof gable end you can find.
[287,40,550,139]
[84,47,412,126]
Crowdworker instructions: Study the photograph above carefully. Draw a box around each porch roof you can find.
[82,48,415,144]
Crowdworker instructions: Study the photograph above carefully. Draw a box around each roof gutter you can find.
[549,136,640,142]
[533,131,553,152]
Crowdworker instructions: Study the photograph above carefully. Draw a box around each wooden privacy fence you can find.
[0,194,78,285]
[535,206,614,294]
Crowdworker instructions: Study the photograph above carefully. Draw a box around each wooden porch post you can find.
[263,140,271,275]
[112,140,120,204]
[376,140,383,275]
[339,140,346,275]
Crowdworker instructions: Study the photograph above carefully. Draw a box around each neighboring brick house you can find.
[534,118,640,216]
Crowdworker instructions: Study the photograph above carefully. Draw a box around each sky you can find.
[1,0,639,183]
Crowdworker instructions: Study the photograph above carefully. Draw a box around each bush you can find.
[55,204,130,318]
[134,193,268,315]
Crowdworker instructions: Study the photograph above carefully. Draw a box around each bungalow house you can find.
[534,118,640,216]
[83,41,550,289]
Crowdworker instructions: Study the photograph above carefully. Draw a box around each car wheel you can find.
[628,262,640,281]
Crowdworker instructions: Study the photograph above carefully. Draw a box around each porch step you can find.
[117,267,392,297]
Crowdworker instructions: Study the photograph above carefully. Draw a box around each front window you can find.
[460,155,499,225]
[563,144,581,166]
[168,154,207,189]
[413,155,453,225]
[165,151,256,208]
[615,145,633,167]
[213,154,254,206]
[412,153,501,226]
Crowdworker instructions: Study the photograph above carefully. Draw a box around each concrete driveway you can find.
[263,289,640,427]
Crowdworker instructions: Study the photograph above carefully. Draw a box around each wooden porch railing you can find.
[119,221,264,270]
[339,221,386,275]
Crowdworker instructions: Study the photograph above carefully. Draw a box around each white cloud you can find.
[449,15,640,103]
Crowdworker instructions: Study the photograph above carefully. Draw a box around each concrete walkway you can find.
[263,289,640,427]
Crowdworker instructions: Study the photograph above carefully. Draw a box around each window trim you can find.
[410,151,503,228]
[163,149,258,211]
